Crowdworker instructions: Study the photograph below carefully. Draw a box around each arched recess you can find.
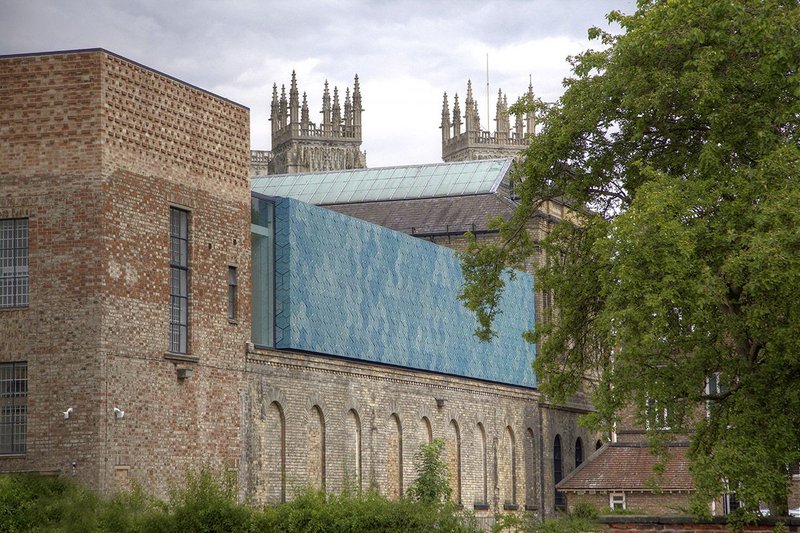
[447,419,462,505]
[421,416,433,445]
[387,413,403,500]
[476,422,488,505]
[346,408,362,491]
[265,401,286,503]
[575,437,583,469]
[554,434,565,509]
[595,439,603,451]
[525,427,536,509]
[307,405,326,491]
[499,426,517,507]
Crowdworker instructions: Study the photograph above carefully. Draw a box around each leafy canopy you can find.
[459,0,800,515]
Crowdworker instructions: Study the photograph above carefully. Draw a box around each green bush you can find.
[570,501,598,520]
[407,438,452,505]
[0,469,481,532]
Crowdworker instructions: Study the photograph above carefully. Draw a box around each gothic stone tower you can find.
[267,72,367,174]
[441,80,535,162]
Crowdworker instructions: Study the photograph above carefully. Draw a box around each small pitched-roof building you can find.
[557,442,694,515]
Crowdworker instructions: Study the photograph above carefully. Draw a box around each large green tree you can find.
[459,0,800,516]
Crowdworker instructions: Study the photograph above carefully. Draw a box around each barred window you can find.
[0,219,29,308]
[0,362,27,454]
[169,208,189,354]
[227,266,238,321]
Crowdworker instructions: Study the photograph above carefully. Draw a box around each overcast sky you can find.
[1,0,636,167]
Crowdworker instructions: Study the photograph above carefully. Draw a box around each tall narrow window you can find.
[0,218,28,308]
[554,434,565,509]
[575,438,583,468]
[476,423,488,507]
[227,266,238,320]
[169,208,189,353]
[0,362,27,454]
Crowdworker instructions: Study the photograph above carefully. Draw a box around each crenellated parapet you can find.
[263,72,366,174]
[441,80,536,162]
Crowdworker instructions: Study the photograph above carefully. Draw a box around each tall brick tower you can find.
[0,49,252,496]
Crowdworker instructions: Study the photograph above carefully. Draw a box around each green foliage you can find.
[0,471,480,532]
[259,488,478,532]
[407,438,451,505]
[491,511,526,532]
[570,501,599,520]
[493,513,600,533]
[459,0,800,517]
[159,467,252,532]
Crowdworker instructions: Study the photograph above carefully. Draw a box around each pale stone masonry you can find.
[251,72,367,175]
[0,49,594,522]
[441,80,536,162]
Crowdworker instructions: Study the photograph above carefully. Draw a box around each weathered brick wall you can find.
[2,51,117,489]
[0,50,251,496]
[568,492,693,516]
[242,347,595,518]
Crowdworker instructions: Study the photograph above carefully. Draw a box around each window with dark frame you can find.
[0,362,27,454]
[228,266,237,321]
[0,218,29,308]
[575,437,583,468]
[554,434,565,509]
[169,208,189,354]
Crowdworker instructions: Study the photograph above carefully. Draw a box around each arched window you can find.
[501,426,517,508]
[575,437,583,469]
[387,413,403,500]
[595,439,603,451]
[477,423,488,506]
[448,420,462,505]
[525,428,536,509]
[265,401,286,503]
[308,405,326,491]
[554,434,565,509]
[347,409,362,490]
[421,416,432,445]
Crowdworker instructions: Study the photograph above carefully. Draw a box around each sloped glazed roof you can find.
[251,158,513,205]
[557,442,693,493]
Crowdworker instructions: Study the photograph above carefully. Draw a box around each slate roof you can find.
[325,193,518,235]
[557,442,694,493]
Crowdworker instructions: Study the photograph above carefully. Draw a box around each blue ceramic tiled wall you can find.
[272,197,537,388]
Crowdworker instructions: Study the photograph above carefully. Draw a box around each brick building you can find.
[0,48,593,523]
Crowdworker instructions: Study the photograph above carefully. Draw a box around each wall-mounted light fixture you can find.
[113,407,125,419]
[63,407,73,419]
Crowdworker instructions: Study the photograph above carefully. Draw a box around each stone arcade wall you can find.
[241,347,594,520]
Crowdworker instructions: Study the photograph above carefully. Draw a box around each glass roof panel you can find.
[251,158,512,205]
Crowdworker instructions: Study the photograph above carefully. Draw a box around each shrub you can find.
[407,438,451,505]
[571,501,598,520]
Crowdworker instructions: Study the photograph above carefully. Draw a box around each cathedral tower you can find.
[441,80,535,162]
[261,72,367,175]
